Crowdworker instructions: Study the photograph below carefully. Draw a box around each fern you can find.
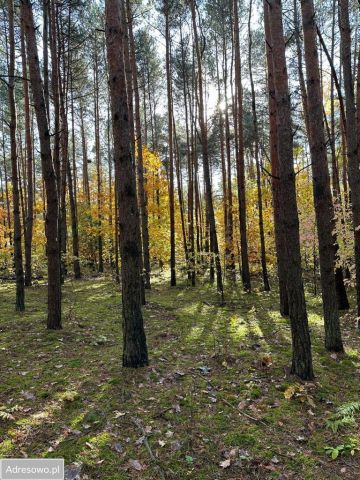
[335,401,360,418]
[326,401,360,433]
[326,416,356,433]
[0,410,14,421]
[0,404,22,422]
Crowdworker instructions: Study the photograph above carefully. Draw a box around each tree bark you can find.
[190,0,224,301]
[79,100,90,204]
[300,0,343,351]
[180,23,195,285]
[249,0,270,291]
[128,0,151,289]
[264,0,288,314]
[267,0,313,380]
[339,0,360,324]
[233,0,251,291]
[105,0,148,367]
[21,0,62,329]
[164,3,176,287]
[20,15,34,288]
[94,38,104,273]
[8,0,25,311]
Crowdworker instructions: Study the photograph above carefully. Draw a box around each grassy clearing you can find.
[0,273,359,479]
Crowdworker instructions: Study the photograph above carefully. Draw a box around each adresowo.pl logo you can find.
[0,459,64,480]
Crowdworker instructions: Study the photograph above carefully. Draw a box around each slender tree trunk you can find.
[94,39,104,273]
[218,81,228,277]
[43,0,50,121]
[324,16,350,310]
[21,0,61,329]
[222,35,236,283]
[49,0,60,189]
[165,4,176,287]
[67,78,81,284]
[300,0,343,351]
[190,0,224,300]
[70,70,78,207]
[267,0,313,379]
[59,36,68,284]
[79,100,90,204]
[174,118,190,272]
[264,0,288,314]
[339,0,360,324]
[21,16,33,288]
[233,0,251,291]
[105,0,148,367]
[249,0,270,291]
[8,0,25,311]
[180,23,195,285]
[128,0,151,289]
[67,153,81,279]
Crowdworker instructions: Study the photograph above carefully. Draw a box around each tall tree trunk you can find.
[180,23,195,285]
[21,0,61,329]
[128,0,151,289]
[49,0,60,189]
[222,35,236,283]
[267,0,313,379]
[94,38,104,273]
[67,154,81,279]
[21,15,33,288]
[233,0,251,291]
[67,65,81,280]
[70,70,78,207]
[174,117,190,272]
[43,0,50,121]
[339,0,360,324]
[264,0,288,315]
[300,0,343,351]
[249,0,270,291]
[105,0,148,367]
[58,33,68,284]
[190,0,224,300]
[325,7,350,310]
[164,3,176,287]
[79,100,90,204]
[8,0,25,311]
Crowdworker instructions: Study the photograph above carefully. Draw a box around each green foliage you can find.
[0,405,22,422]
[324,442,358,460]
[225,432,256,447]
[326,401,360,433]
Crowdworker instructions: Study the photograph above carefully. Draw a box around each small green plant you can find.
[326,401,360,433]
[0,404,22,421]
[324,442,358,460]
[57,390,80,402]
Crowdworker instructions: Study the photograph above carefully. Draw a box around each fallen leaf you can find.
[219,458,231,469]
[64,463,82,480]
[284,386,296,399]
[22,391,36,401]
[129,459,143,471]
[112,442,123,453]
[135,436,145,446]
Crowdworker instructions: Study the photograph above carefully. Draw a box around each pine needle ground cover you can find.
[0,276,359,480]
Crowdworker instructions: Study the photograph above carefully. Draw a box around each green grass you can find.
[0,272,359,479]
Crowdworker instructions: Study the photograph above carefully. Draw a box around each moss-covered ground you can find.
[0,273,359,479]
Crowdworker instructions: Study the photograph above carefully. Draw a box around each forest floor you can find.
[0,273,359,480]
